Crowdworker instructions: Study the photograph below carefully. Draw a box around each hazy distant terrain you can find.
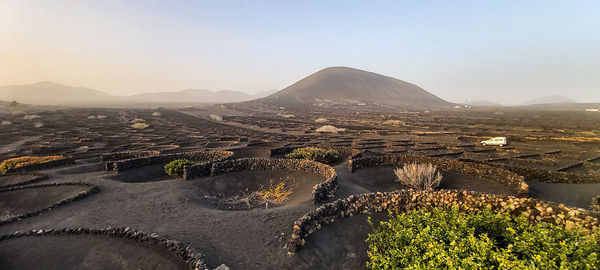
[130,89,255,103]
[522,95,576,105]
[0,82,115,105]
[0,82,266,106]
[464,100,504,107]
[0,72,586,108]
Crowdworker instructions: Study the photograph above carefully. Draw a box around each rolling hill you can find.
[522,95,576,105]
[259,67,450,107]
[0,82,261,105]
[0,82,116,105]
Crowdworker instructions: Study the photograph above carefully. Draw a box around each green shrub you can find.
[366,206,600,269]
[164,159,199,177]
[285,147,340,163]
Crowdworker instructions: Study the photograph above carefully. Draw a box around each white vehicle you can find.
[481,137,507,146]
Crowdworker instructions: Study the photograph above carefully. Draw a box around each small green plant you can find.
[164,159,199,177]
[285,147,340,163]
[366,206,600,269]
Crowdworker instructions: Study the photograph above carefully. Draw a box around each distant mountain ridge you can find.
[130,89,254,103]
[260,67,450,107]
[0,82,261,105]
[522,95,576,105]
[0,81,115,105]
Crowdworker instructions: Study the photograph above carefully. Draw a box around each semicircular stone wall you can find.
[0,227,208,270]
[349,154,529,197]
[285,189,600,254]
[107,150,233,173]
[184,158,337,204]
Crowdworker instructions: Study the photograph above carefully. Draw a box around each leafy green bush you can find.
[285,147,340,163]
[366,206,600,269]
[164,159,199,177]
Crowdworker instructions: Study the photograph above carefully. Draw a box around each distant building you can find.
[585,108,599,112]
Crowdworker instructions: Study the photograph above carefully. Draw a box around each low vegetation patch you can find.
[316,125,346,133]
[314,118,328,124]
[164,159,203,177]
[1,120,12,125]
[285,147,340,163]
[207,179,294,210]
[209,114,223,121]
[394,163,442,190]
[131,122,150,129]
[0,155,65,174]
[367,207,600,269]
[382,119,404,126]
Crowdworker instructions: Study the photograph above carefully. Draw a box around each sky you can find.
[1,0,599,105]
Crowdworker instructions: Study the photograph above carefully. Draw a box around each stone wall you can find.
[0,182,99,226]
[349,154,529,197]
[591,195,600,213]
[285,189,600,254]
[0,173,48,189]
[270,146,361,159]
[0,227,207,270]
[184,158,337,204]
[103,150,161,171]
[5,157,75,174]
[108,150,233,173]
[483,163,599,183]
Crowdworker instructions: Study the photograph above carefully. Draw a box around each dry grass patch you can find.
[383,120,404,126]
[316,125,346,133]
[394,163,442,190]
[131,123,150,129]
[314,118,328,124]
[208,179,294,210]
[1,155,65,174]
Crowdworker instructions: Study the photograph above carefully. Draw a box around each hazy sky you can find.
[1,0,599,104]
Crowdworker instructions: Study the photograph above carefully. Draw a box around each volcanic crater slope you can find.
[259,66,451,107]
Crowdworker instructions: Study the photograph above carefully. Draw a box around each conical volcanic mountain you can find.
[260,67,450,107]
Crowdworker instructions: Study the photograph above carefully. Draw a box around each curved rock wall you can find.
[285,189,600,254]
[0,173,48,189]
[108,151,233,173]
[270,146,361,159]
[4,158,75,174]
[349,154,529,196]
[184,158,337,204]
[0,227,207,270]
[0,182,99,225]
[591,195,600,213]
[483,163,599,183]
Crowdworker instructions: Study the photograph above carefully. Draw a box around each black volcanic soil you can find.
[189,170,325,210]
[0,234,189,270]
[0,107,599,269]
[527,181,600,209]
[0,185,91,220]
[346,166,517,196]
[0,174,45,188]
